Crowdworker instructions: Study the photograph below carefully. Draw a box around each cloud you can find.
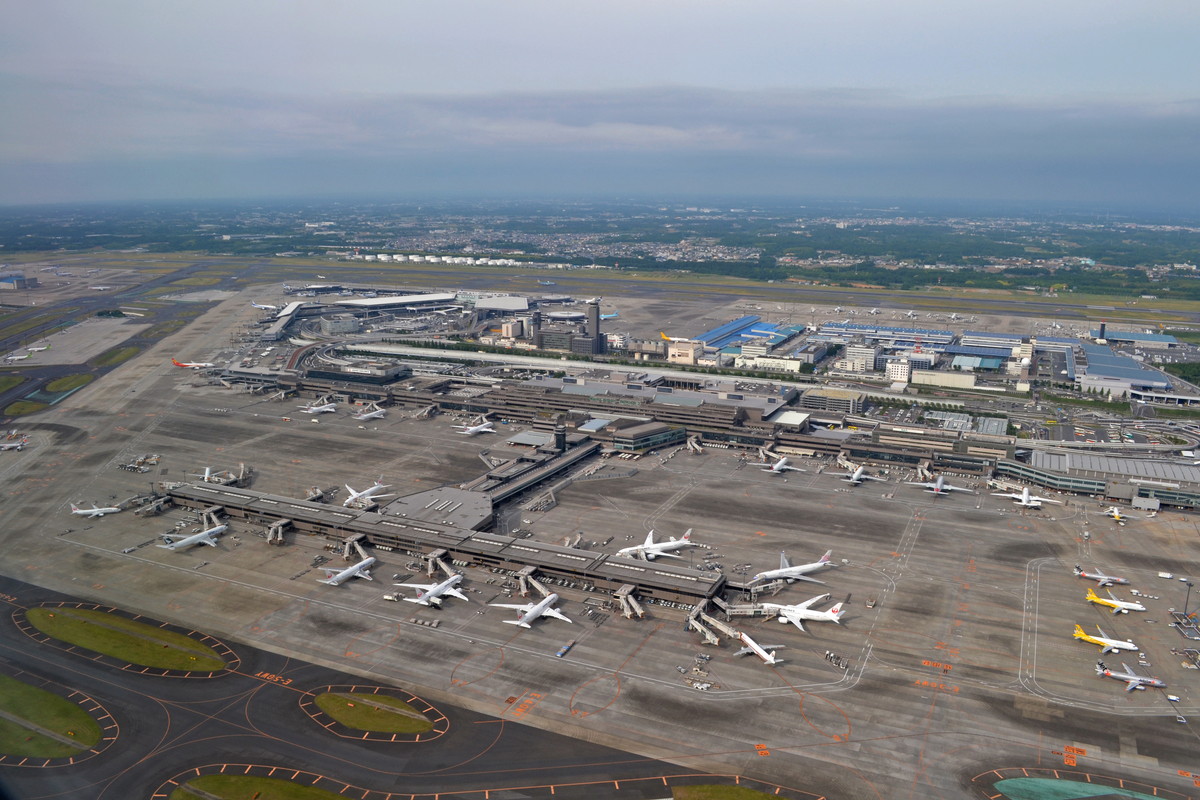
[2,78,1198,208]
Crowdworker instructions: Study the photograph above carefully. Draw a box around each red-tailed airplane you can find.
[171,358,216,369]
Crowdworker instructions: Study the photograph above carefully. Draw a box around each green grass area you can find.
[0,375,25,393]
[4,400,48,416]
[170,775,348,800]
[91,346,140,368]
[171,276,222,287]
[0,673,101,758]
[673,786,781,799]
[313,692,434,733]
[25,607,226,672]
[44,374,94,392]
[1040,392,1131,414]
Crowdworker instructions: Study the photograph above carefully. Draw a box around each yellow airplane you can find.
[660,331,690,343]
[1085,587,1146,614]
[1073,624,1138,653]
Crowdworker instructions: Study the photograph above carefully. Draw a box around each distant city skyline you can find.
[3,2,1198,210]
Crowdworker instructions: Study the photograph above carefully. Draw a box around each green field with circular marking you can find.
[0,674,101,758]
[26,607,226,671]
[313,691,435,733]
[170,775,347,800]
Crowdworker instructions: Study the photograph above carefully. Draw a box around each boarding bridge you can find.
[697,611,739,639]
[422,548,455,578]
[339,533,370,561]
[515,565,551,598]
[614,584,645,619]
[266,519,292,545]
[133,496,172,517]
[686,602,720,645]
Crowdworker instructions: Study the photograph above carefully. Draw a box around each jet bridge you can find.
[422,548,456,578]
[515,565,551,598]
[339,533,370,561]
[265,519,292,545]
[613,584,645,619]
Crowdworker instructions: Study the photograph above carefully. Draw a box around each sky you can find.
[3,1,1198,210]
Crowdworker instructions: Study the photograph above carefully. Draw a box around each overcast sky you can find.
[3,1,1198,210]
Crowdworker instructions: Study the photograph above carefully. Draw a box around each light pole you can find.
[1185,581,1194,618]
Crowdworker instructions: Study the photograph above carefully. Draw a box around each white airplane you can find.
[0,436,29,452]
[991,486,1062,508]
[903,310,918,319]
[299,401,337,414]
[616,529,699,561]
[26,344,50,352]
[5,353,31,361]
[905,474,975,496]
[250,301,278,311]
[158,524,227,551]
[1074,565,1130,587]
[1096,661,1167,692]
[489,592,572,628]
[395,574,469,606]
[829,465,886,485]
[733,631,784,665]
[759,456,806,474]
[947,312,962,321]
[352,405,387,421]
[70,502,121,518]
[342,478,392,508]
[455,416,495,435]
[1103,507,1136,523]
[659,331,692,343]
[317,556,377,586]
[749,549,835,584]
[1085,587,1146,615]
[1073,624,1138,654]
[761,593,847,633]
[866,308,880,315]
[583,296,603,304]
[171,358,216,369]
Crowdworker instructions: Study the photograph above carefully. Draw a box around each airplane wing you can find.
[788,574,826,585]
[794,593,832,611]
[652,551,685,559]
[489,602,535,612]
[443,587,470,602]
[541,608,573,623]
[397,583,437,592]
[780,611,808,632]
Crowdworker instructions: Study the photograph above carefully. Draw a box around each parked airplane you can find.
[1074,565,1130,587]
[761,593,847,632]
[904,310,918,319]
[158,524,227,551]
[829,465,886,485]
[759,456,806,474]
[317,556,377,586]
[905,474,975,496]
[733,631,784,665]
[1086,587,1146,615]
[5,353,31,361]
[0,436,29,452]
[617,529,699,561]
[25,344,50,352]
[70,502,121,518]
[1096,661,1166,692]
[489,592,572,627]
[659,331,692,343]
[947,312,962,321]
[299,401,337,414]
[1073,624,1139,654]
[395,574,469,606]
[250,301,278,311]
[352,405,387,421]
[342,478,392,508]
[749,549,835,584]
[991,486,1062,508]
[171,358,216,369]
[455,415,495,435]
[1103,506,1136,523]
[866,308,880,315]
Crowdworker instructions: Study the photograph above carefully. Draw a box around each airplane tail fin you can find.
[171,358,182,366]
[819,550,833,564]
[681,529,692,541]
[1073,565,1083,576]
[1073,624,1086,637]
[829,603,846,622]
[70,503,80,512]
[1086,587,1099,600]
[1095,661,1107,675]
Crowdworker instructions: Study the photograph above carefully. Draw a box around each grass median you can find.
[0,673,101,758]
[313,692,434,733]
[26,608,226,672]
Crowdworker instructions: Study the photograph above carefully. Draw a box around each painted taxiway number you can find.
[254,672,293,686]
[509,692,544,718]
[0,593,16,604]
[922,660,953,671]
[1063,755,1077,767]
[754,743,770,757]
[1064,746,1086,756]
[913,680,959,693]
